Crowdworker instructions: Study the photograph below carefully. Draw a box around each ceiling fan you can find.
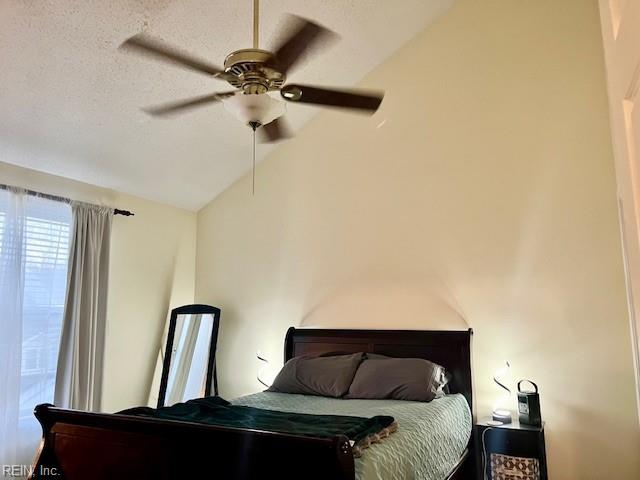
[119,0,385,143]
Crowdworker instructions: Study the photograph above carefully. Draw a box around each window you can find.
[0,189,71,462]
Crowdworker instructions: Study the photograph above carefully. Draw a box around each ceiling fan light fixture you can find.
[120,3,384,141]
[222,93,286,126]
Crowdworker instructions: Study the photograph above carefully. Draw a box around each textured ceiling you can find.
[0,0,453,210]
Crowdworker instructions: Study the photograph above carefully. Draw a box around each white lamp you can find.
[490,361,513,425]
[222,93,286,127]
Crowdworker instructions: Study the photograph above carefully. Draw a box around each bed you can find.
[29,327,476,480]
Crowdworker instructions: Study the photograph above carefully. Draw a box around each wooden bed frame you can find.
[29,327,475,480]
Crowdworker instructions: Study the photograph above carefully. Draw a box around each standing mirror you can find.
[157,304,221,408]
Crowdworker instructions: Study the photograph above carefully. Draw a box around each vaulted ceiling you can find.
[0,0,453,210]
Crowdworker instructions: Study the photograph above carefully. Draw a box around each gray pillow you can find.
[345,354,448,402]
[267,352,365,397]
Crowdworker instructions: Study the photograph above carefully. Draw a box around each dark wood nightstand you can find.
[474,418,547,480]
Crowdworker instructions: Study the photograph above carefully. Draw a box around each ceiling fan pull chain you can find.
[253,0,260,49]
[252,126,256,195]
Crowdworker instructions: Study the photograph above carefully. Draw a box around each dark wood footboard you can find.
[29,403,355,480]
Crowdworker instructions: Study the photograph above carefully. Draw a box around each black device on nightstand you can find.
[475,419,547,480]
[517,379,542,427]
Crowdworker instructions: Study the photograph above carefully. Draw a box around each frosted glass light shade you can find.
[223,93,286,126]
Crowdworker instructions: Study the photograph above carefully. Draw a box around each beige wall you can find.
[0,161,197,412]
[195,0,640,478]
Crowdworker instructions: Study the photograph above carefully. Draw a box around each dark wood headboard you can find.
[284,327,474,412]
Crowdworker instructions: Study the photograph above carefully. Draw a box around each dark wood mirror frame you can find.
[157,304,221,408]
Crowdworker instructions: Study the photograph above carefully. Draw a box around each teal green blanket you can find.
[119,396,394,443]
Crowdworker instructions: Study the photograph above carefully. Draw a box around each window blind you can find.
[0,191,71,423]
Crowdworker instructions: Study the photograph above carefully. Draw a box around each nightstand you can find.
[474,418,547,480]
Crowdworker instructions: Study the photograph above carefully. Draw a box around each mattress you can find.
[232,392,472,480]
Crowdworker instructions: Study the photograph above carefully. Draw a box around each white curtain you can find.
[0,188,25,465]
[0,187,71,466]
[54,202,112,411]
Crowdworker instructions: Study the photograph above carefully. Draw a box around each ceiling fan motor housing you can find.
[224,49,286,94]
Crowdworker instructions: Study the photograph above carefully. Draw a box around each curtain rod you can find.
[0,184,134,217]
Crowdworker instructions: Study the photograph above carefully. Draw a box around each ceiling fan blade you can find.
[271,15,337,74]
[143,91,236,116]
[259,117,293,143]
[120,34,232,80]
[281,84,384,113]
